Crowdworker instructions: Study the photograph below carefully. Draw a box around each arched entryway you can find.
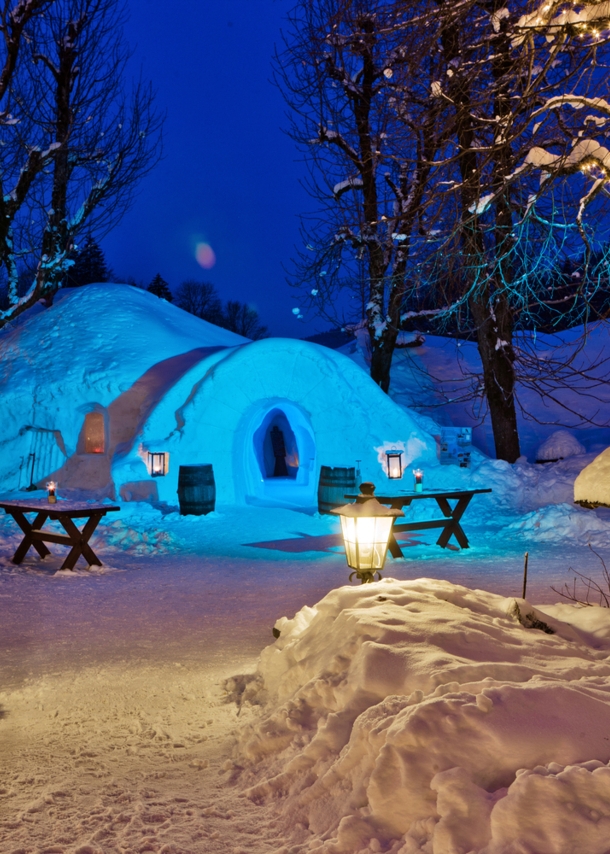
[235,400,317,509]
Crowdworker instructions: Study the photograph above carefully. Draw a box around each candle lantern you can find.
[46,481,57,504]
[413,468,424,492]
[385,449,403,480]
[148,452,167,477]
[331,482,404,583]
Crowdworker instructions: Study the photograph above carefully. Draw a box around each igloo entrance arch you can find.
[238,401,317,509]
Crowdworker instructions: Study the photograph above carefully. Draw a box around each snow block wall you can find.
[0,284,436,509]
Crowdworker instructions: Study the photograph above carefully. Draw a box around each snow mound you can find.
[575,446,610,507]
[234,579,610,853]
[506,502,610,546]
[536,429,586,462]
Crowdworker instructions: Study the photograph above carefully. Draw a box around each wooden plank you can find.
[30,530,73,546]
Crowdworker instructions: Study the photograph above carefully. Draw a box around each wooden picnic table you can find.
[345,487,492,558]
[0,498,120,570]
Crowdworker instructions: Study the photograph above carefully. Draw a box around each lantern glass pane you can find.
[340,514,394,570]
[387,454,402,479]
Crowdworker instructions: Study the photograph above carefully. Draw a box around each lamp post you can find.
[148,452,167,477]
[331,482,404,583]
[385,449,403,479]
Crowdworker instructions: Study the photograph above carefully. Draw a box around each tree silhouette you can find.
[147,274,173,302]
[175,280,222,323]
[64,237,109,287]
[222,300,268,340]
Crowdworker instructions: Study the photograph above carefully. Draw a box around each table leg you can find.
[10,510,51,563]
[58,513,105,570]
[435,496,472,549]
[387,530,404,559]
[386,498,413,559]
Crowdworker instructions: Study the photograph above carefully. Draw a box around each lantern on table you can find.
[148,452,167,477]
[331,482,404,583]
[46,481,57,504]
[413,468,424,492]
[385,449,403,480]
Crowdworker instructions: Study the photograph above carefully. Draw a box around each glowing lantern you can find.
[331,482,404,583]
[148,452,167,477]
[413,468,424,492]
[47,481,57,504]
[385,449,403,479]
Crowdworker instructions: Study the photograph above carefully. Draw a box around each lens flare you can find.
[195,242,216,269]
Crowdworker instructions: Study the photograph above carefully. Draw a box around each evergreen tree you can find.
[64,237,109,287]
[147,274,173,301]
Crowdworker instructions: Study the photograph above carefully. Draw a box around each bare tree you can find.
[175,279,223,324]
[429,0,610,460]
[279,0,610,461]
[0,0,162,328]
[222,299,268,340]
[275,0,449,393]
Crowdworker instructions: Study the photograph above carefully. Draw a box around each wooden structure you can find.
[344,488,492,558]
[0,499,120,570]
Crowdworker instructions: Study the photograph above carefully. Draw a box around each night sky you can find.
[103,0,318,337]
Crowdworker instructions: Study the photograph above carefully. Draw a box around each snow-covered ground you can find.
[3,295,610,851]
[3,460,610,851]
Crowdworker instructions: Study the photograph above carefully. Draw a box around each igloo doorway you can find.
[238,402,317,510]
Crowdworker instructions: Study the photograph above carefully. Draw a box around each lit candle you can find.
[413,469,424,492]
[47,481,57,504]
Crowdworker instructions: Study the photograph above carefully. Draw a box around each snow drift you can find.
[234,579,610,853]
[574,446,610,507]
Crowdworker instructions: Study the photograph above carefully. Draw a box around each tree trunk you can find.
[369,333,397,392]
[470,294,520,462]
[441,13,521,461]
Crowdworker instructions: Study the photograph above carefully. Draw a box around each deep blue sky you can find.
[103,0,319,337]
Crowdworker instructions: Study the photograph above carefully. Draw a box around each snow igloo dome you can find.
[0,284,436,509]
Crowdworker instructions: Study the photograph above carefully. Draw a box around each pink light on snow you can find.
[195,242,216,269]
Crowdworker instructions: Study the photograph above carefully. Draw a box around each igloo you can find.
[0,284,437,510]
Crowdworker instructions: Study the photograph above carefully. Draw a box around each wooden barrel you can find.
[178,465,216,516]
[318,466,356,515]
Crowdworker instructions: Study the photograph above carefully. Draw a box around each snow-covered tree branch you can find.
[0,0,162,327]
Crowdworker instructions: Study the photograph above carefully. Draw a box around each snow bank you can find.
[575,446,610,507]
[536,429,585,462]
[234,579,610,853]
[506,502,610,547]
